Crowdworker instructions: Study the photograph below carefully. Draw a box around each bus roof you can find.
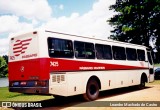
[45,30,148,49]
[10,29,148,49]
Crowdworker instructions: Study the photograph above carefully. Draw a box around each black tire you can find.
[83,79,99,101]
[53,95,65,101]
[139,76,146,89]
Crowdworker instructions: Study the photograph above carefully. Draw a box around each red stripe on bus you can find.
[21,39,32,43]
[14,42,22,46]
[13,46,22,50]
[8,58,147,81]
[13,50,22,53]
[22,47,27,50]
[49,58,147,71]
[15,54,20,56]
[21,51,25,54]
[16,40,21,42]
[13,38,31,46]
[22,44,29,47]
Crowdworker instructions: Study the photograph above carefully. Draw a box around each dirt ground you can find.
[64,84,160,110]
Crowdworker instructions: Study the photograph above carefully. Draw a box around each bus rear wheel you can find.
[53,95,65,101]
[139,76,146,89]
[83,79,99,101]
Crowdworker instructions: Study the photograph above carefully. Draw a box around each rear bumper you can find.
[9,87,49,95]
[9,80,49,94]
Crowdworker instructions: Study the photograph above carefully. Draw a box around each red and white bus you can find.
[9,30,154,101]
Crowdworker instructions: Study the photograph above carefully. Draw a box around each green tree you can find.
[0,56,8,78]
[108,0,160,47]
[2,55,8,64]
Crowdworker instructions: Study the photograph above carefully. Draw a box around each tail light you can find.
[20,82,27,86]
[10,81,19,86]
[35,81,47,87]
[9,81,14,86]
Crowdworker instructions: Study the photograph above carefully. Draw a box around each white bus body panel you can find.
[9,29,153,96]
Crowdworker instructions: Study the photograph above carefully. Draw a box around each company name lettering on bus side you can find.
[22,54,37,59]
[10,56,15,60]
[10,54,38,60]
[79,66,105,70]
[50,61,59,67]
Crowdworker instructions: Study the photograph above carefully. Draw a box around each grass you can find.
[146,80,160,85]
[154,63,160,67]
[0,87,53,101]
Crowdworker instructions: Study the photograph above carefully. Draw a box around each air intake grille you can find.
[52,75,56,82]
[57,75,60,83]
[52,75,65,83]
[61,75,65,81]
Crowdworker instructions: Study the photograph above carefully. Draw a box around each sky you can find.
[0,0,116,56]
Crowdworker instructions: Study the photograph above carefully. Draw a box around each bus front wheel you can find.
[83,79,99,101]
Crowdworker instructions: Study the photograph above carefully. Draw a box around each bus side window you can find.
[137,49,145,61]
[48,39,55,53]
[47,37,74,58]
[74,41,95,59]
[74,41,85,58]
[85,42,95,59]
[67,42,73,51]
[112,46,126,60]
[126,48,137,61]
[103,45,112,59]
[95,44,103,59]
[95,44,112,59]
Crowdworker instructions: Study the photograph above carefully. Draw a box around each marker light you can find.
[33,31,37,34]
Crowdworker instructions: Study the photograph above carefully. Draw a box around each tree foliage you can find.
[2,55,8,64]
[108,0,160,47]
[0,56,8,78]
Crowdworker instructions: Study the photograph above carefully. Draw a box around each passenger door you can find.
[147,51,154,82]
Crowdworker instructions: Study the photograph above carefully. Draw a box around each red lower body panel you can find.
[8,58,50,81]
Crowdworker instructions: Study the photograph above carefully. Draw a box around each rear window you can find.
[48,37,74,58]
